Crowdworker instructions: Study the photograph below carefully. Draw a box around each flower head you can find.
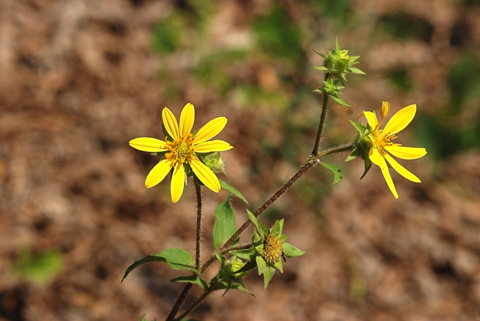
[129,103,232,203]
[361,102,427,198]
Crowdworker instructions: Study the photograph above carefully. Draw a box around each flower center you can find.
[165,134,194,164]
[262,235,283,265]
[372,130,398,155]
[175,141,190,159]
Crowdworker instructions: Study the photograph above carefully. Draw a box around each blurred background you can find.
[1,0,480,320]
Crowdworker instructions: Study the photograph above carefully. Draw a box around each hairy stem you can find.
[312,93,330,156]
[219,159,315,252]
[165,179,203,321]
[194,178,203,270]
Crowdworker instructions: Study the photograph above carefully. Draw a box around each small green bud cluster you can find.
[314,38,364,83]
[313,38,364,108]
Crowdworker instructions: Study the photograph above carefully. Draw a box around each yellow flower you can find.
[129,103,232,203]
[362,102,427,198]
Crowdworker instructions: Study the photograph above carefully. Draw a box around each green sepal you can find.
[349,120,368,137]
[219,180,249,204]
[170,275,208,290]
[312,48,326,59]
[319,162,343,184]
[270,219,284,237]
[140,315,157,321]
[274,258,283,273]
[349,67,365,75]
[314,66,329,72]
[360,157,372,179]
[330,95,351,107]
[345,147,359,162]
[256,256,275,288]
[246,209,268,238]
[231,258,257,274]
[283,242,305,258]
[161,124,174,142]
[122,248,197,282]
[213,195,238,249]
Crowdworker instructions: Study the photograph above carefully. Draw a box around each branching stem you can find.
[164,92,355,321]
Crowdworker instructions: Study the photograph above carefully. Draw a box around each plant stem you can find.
[312,93,330,156]
[219,158,315,252]
[165,283,193,321]
[194,178,203,270]
[165,179,203,321]
[165,142,354,321]
[174,285,214,321]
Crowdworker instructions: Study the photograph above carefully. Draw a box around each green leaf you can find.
[345,147,359,162]
[331,95,351,107]
[170,275,208,290]
[256,256,275,288]
[122,248,197,282]
[229,248,256,260]
[140,315,157,321]
[319,162,343,184]
[282,243,305,258]
[213,196,238,249]
[220,180,248,204]
[246,209,268,238]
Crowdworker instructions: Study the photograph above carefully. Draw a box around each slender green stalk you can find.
[194,178,203,270]
[312,93,330,156]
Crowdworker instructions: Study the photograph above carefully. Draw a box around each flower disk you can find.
[262,235,284,265]
[129,103,233,203]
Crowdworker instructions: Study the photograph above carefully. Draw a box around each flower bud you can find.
[202,152,227,175]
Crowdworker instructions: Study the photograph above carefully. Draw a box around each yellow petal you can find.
[384,153,421,183]
[362,111,378,131]
[193,117,227,145]
[179,103,195,138]
[190,158,220,192]
[162,107,180,140]
[380,101,390,120]
[129,137,168,152]
[170,162,185,203]
[194,140,233,153]
[385,145,427,160]
[370,148,399,198]
[382,104,416,137]
[145,159,173,188]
